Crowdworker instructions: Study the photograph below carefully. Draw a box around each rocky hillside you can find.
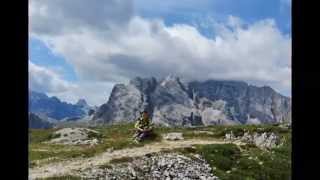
[92,76,291,126]
[29,112,53,129]
[29,91,92,120]
[29,123,291,179]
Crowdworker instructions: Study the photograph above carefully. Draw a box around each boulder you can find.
[48,128,101,146]
[162,133,184,141]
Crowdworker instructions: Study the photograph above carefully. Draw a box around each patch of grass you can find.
[29,129,59,143]
[50,133,61,139]
[29,145,93,162]
[109,156,134,164]
[196,144,241,171]
[240,143,257,151]
[29,123,163,164]
[155,125,290,180]
[194,124,290,139]
[29,150,56,161]
[182,131,216,140]
[87,130,103,139]
[192,138,291,180]
[174,146,198,154]
[29,122,291,180]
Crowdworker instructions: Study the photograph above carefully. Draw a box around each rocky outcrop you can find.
[47,128,101,146]
[92,76,291,126]
[29,113,53,129]
[224,131,281,150]
[162,133,184,141]
[80,153,219,180]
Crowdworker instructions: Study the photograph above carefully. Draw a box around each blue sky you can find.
[29,38,78,82]
[135,0,291,35]
[29,0,291,105]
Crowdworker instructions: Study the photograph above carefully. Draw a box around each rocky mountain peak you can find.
[29,90,48,100]
[76,99,89,107]
[160,75,181,87]
[29,90,86,120]
[92,76,291,126]
[129,76,157,93]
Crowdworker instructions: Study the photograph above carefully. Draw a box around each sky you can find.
[29,0,291,106]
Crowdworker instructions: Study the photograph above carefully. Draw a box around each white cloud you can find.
[29,0,291,100]
[29,0,133,36]
[29,62,114,105]
[29,61,76,93]
[47,81,114,106]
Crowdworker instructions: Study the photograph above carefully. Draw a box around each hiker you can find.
[133,110,153,143]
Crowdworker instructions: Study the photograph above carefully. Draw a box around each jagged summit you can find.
[76,99,89,107]
[92,76,291,126]
[29,91,87,120]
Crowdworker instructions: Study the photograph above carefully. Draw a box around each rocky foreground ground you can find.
[29,124,291,180]
[80,152,219,180]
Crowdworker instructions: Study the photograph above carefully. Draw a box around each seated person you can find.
[133,110,153,143]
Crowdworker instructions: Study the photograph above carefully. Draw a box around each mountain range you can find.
[29,91,94,121]
[29,112,53,129]
[92,76,291,126]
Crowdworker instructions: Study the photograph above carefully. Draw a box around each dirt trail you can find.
[29,139,244,179]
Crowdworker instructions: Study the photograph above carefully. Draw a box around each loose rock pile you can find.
[162,133,184,141]
[79,153,219,180]
[225,131,281,150]
[47,128,101,146]
[279,123,291,129]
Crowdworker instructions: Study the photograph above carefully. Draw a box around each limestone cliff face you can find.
[29,112,53,129]
[92,76,291,126]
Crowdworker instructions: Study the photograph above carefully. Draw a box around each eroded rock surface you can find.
[48,128,101,146]
[92,76,291,126]
[162,133,184,141]
[225,131,281,150]
[80,153,219,180]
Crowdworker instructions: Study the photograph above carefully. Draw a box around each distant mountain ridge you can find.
[92,76,291,126]
[29,91,91,120]
[29,112,53,129]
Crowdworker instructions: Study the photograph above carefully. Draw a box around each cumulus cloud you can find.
[47,81,114,106]
[29,61,114,106]
[29,61,76,93]
[29,0,133,36]
[29,0,291,101]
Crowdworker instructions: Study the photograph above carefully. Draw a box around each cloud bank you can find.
[29,0,291,105]
[29,61,75,93]
[29,62,113,106]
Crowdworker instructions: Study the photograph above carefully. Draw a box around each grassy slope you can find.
[29,123,160,164]
[30,123,291,180]
[173,124,291,180]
